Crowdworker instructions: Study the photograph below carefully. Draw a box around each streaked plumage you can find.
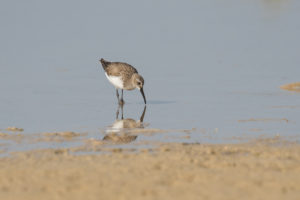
[100,58,146,104]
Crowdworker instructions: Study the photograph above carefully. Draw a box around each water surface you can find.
[0,0,299,153]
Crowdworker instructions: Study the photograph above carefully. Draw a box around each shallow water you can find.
[0,0,299,154]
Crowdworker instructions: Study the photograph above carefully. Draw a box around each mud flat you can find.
[280,82,300,92]
[0,138,300,200]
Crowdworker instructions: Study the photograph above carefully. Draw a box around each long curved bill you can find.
[140,88,147,104]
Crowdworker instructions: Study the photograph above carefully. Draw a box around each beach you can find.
[1,138,299,200]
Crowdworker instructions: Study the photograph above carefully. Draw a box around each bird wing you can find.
[106,62,138,77]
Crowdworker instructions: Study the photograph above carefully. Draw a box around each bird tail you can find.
[100,58,111,70]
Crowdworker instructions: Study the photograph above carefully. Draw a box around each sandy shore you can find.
[0,139,300,200]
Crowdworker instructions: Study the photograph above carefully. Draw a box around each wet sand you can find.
[0,138,299,200]
[280,82,300,92]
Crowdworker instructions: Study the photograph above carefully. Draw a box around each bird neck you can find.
[130,73,139,86]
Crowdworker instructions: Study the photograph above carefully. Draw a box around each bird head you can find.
[133,74,144,89]
[132,74,146,104]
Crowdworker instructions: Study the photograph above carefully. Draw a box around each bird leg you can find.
[119,89,125,105]
[116,89,120,102]
[116,104,120,119]
[116,103,124,119]
[121,103,124,119]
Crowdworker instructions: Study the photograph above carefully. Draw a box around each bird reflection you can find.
[103,105,147,144]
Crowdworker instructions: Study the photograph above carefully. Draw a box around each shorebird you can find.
[100,58,146,105]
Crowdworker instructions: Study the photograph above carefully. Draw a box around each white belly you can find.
[105,73,124,89]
